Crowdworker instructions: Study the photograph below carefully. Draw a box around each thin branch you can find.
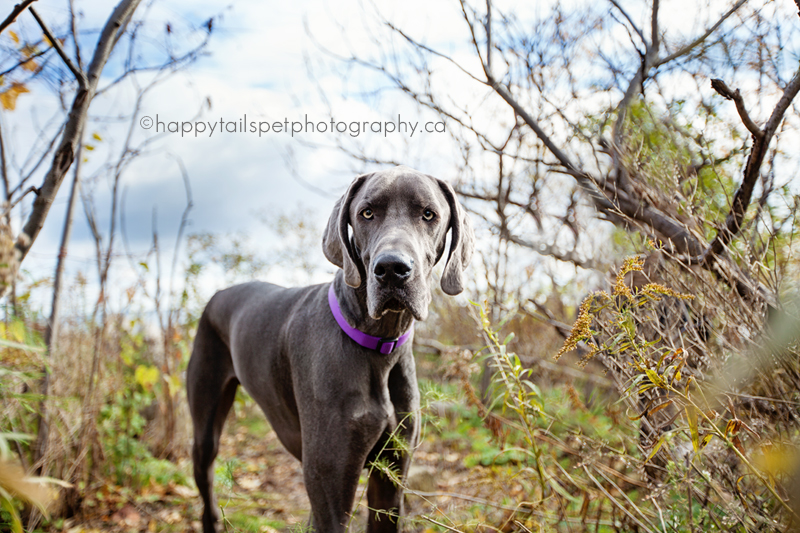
[420,515,465,533]
[583,465,658,533]
[501,230,603,271]
[608,0,646,46]
[166,155,193,312]
[386,23,485,85]
[655,0,747,67]
[0,121,8,206]
[485,0,491,75]
[613,0,661,149]
[68,0,82,69]
[29,6,86,87]
[710,78,762,139]
[0,0,37,35]
[0,47,49,78]
[4,185,38,214]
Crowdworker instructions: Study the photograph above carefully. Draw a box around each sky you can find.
[3,0,799,316]
[4,0,477,310]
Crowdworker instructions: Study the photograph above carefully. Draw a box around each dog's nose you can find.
[373,252,414,286]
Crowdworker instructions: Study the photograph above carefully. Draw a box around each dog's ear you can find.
[322,195,346,268]
[322,173,370,287]
[436,179,475,295]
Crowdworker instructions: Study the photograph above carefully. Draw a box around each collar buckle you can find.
[376,337,399,355]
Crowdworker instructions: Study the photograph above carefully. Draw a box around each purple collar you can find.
[328,283,413,355]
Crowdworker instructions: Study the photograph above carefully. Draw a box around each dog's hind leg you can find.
[187,313,239,533]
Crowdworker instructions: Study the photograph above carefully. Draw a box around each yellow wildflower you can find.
[639,283,695,301]
[555,296,594,360]
[613,256,644,299]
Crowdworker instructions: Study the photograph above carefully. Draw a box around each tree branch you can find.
[0,0,37,35]
[686,67,800,267]
[502,231,604,271]
[655,0,747,67]
[710,78,763,139]
[608,0,646,46]
[16,0,142,262]
[29,6,86,88]
[0,121,8,206]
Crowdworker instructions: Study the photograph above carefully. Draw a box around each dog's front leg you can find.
[365,414,418,533]
[302,412,385,533]
[366,359,420,533]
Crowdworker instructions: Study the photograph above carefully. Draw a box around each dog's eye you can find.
[422,208,435,221]
[361,208,374,220]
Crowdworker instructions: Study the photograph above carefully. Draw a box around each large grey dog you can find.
[186,166,474,532]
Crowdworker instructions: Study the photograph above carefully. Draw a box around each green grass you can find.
[222,508,286,532]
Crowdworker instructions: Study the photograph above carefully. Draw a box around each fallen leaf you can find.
[171,483,197,498]
[157,508,182,524]
[110,504,141,527]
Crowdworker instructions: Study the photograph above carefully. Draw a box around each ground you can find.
[41,355,540,533]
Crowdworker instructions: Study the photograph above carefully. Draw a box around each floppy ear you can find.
[322,173,370,287]
[436,179,475,295]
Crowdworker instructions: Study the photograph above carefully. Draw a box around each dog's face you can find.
[323,166,474,321]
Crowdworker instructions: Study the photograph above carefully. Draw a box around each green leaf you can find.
[645,436,666,463]
[645,368,665,388]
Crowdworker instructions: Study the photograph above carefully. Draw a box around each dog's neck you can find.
[332,273,415,340]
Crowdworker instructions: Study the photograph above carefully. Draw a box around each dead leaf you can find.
[157,508,182,524]
[0,459,57,511]
[238,473,261,490]
[110,504,141,527]
[170,483,197,498]
[8,30,19,44]
[0,83,29,111]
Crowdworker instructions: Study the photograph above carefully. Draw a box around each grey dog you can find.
[186,166,474,532]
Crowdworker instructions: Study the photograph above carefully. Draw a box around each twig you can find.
[0,0,37,35]
[29,6,86,87]
[4,185,38,214]
[655,0,747,67]
[710,79,763,139]
[0,121,8,206]
[420,515,466,533]
[608,0,646,46]
[582,465,657,533]
[0,47,49,78]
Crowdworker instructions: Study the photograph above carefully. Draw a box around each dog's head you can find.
[323,166,474,321]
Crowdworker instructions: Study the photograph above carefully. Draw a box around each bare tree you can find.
[318,0,800,309]
[0,1,214,521]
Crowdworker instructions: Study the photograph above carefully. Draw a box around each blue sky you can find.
[3,0,484,311]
